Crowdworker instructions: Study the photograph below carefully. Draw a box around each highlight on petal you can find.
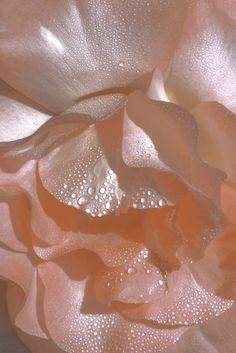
[167,0,236,112]
[0,81,51,142]
[0,0,188,112]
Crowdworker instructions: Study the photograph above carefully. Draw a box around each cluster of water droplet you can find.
[129,188,166,209]
[55,141,168,217]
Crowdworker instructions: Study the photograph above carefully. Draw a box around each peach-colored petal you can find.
[213,0,236,20]
[61,93,127,120]
[0,247,33,292]
[0,81,51,142]
[94,247,166,305]
[0,196,28,252]
[0,0,187,113]
[193,102,236,187]
[124,91,225,206]
[120,266,233,326]
[34,232,143,268]
[167,0,236,112]
[221,182,236,226]
[163,302,236,353]
[39,118,174,217]
[39,260,187,353]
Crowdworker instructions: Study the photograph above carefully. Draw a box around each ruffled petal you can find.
[120,266,233,326]
[38,260,187,353]
[124,91,225,205]
[94,247,166,304]
[38,115,173,217]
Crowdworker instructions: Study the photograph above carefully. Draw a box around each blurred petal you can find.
[0,81,51,142]
[0,0,187,112]
[167,0,236,112]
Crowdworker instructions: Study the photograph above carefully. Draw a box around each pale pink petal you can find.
[39,260,187,353]
[0,0,187,112]
[94,247,166,304]
[0,81,51,142]
[120,266,233,326]
[163,302,236,353]
[167,0,236,112]
[0,196,28,252]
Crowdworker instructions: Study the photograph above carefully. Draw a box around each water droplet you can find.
[78,196,89,206]
[118,61,124,68]
[99,187,105,194]
[140,197,146,204]
[158,279,164,286]
[145,269,152,275]
[127,266,137,275]
[158,198,165,207]
[105,201,111,210]
[71,193,76,198]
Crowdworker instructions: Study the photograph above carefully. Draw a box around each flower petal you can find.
[120,266,233,326]
[94,247,166,305]
[167,0,236,112]
[0,81,51,142]
[39,260,187,353]
[193,102,236,187]
[0,0,187,112]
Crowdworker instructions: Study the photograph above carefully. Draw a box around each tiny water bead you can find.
[118,60,125,68]
[127,266,137,275]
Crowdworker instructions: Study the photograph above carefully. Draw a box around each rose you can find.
[0,1,236,353]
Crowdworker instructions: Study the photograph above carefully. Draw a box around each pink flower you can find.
[0,1,236,353]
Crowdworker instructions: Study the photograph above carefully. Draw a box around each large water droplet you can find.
[77,196,89,206]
